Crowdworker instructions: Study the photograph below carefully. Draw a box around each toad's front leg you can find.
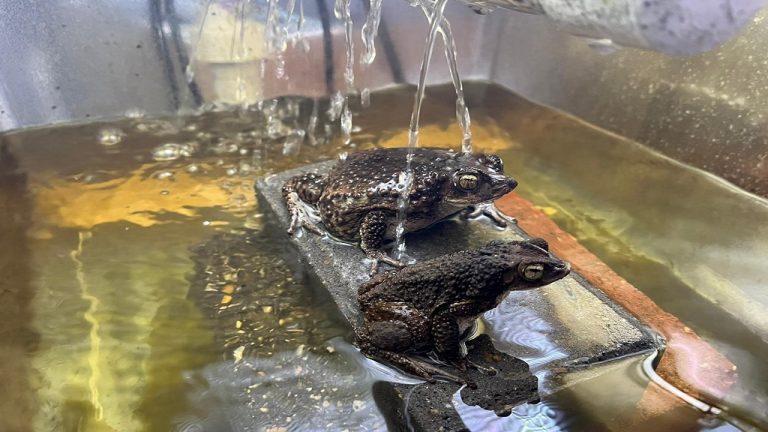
[359,211,406,275]
[464,203,515,227]
[282,173,326,235]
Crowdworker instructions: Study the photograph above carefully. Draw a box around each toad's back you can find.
[317,148,456,238]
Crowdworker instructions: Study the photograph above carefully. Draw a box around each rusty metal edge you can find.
[495,193,737,405]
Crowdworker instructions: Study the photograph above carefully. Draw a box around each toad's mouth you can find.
[492,176,518,195]
[543,262,571,284]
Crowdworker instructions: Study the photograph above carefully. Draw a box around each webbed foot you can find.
[359,344,474,387]
[465,203,515,227]
[367,250,406,276]
[285,191,323,236]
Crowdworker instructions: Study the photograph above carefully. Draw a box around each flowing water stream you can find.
[393,0,450,260]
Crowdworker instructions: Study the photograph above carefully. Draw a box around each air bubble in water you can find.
[152,142,197,161]
[98,127,125,146]
[155,170,175,180]
[361,88,371,108]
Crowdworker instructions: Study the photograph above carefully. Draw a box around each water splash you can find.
[361,0,383,65]
[341,102,353,143]
[361,87,371,108]
[307,98,320,145]
[327,91,345,121]
[184,0,213,108]
[335,0,355,145]
[234,0,250,103]
[266,0,288,80]
[152,142,198,161]
[295,0,310,52]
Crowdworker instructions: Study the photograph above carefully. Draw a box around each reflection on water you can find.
[0,83,763,430]
[481,85,768,427]
[457,399,571,432]
[455,355,740,432]
[484,301,567,371]
[179,338,419,432]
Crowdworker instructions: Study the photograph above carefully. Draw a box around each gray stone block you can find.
[255,160,662,429]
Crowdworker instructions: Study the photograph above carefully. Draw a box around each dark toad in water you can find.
[355,238,570,384]
[282,148,518,273]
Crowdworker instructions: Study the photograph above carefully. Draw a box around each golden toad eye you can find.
[522,263,544,281]
[458,174,479,190]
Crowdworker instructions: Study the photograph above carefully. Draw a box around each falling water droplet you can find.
[341,103,352,144]
[361,0,383,65]
[327,92,345,121]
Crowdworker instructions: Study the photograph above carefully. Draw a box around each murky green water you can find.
[0,83,763,431]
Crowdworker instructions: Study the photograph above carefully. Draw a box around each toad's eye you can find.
[521,263,544,281]
[458,174,479,190]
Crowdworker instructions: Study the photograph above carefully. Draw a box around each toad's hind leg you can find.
[360,211,405,274]
[356,321,467,385]
[282,173,327,235]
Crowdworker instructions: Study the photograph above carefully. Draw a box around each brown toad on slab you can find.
[355,238,570,385]
[282,147,518,273]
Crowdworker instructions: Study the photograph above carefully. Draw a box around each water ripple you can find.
[455,397,571,432]
[484,300,567,370]
[175,338,410,432]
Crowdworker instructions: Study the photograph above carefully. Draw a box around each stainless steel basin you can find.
[1,1,767,197]
[1,0,767,428]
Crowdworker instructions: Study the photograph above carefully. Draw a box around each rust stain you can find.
[31,164,255,229]
[496,192,736,403]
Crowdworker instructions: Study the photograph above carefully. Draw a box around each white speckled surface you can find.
[539,0,763,55]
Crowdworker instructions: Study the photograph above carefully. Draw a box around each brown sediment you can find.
[495,192,736,403]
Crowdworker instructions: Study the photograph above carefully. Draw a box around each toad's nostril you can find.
[507,178,518,190]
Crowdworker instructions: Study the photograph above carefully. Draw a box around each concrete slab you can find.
[255,160,663,428]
